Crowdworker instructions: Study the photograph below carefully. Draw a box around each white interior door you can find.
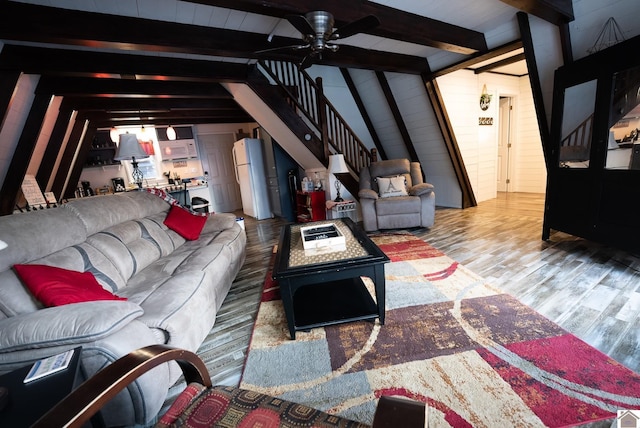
[498,97,513,192]
[197,133,241,213]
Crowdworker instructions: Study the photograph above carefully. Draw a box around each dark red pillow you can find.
[13,264,126,307]
[163,205,207,240]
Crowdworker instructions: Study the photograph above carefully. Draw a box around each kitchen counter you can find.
[145,182,212,212]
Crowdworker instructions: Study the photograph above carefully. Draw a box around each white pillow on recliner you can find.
[376,176,408,197]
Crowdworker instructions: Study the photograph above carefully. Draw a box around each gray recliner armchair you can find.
[358,159,435,232]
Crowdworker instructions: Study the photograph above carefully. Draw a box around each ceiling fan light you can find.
[166,125,177,141]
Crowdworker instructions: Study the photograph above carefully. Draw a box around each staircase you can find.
[248,60,378,197]
[559,114,593,163]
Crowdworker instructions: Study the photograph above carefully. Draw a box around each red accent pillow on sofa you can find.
[163,205,207,240]
[13,264,126,307]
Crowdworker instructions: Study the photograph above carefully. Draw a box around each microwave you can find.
[159,139,198,160]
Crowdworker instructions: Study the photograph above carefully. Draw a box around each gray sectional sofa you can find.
[0,191,246,426]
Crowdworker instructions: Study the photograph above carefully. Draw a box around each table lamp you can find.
[114,133,150,189]
[328,153,349,202]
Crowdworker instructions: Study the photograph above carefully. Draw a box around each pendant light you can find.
[109,127,119,144]
[166,125,177,141]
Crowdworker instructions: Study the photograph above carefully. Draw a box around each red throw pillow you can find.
[13,264,127,307]
[163,205,207,240]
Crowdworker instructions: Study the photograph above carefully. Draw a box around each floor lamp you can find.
[328,154,349,202]
[114,133,150,190]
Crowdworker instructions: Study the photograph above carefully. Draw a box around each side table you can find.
[0,347,82,427]
[327,200,356,221]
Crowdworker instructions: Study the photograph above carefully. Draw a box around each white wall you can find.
[306,65,375,150]
[386,72,462,207]
[570,0,640,61]
[516,77,547,193]
[348,69,409,159]
[437,69,546,202]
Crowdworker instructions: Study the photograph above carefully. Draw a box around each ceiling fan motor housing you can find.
[305,11,337,51]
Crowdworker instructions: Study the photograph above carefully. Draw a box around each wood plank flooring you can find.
[200,191,640,394]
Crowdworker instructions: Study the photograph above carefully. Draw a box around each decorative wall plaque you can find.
[480,84,492,111]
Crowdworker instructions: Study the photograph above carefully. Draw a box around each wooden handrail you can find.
[32,345,210,428]
[560,114,593,148]
[559,114,593,162]
[258,60,376,174]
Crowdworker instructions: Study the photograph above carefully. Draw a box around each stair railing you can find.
[559,114,593,162]
[258,60,377,174]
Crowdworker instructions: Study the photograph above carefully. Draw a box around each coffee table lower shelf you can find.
[292,277,380,332]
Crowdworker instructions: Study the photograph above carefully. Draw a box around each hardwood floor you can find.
[205,191,640,390]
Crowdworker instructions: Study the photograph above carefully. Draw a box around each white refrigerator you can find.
[232,138,272,220]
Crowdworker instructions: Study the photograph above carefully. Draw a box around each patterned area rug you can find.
[240,232,640,427]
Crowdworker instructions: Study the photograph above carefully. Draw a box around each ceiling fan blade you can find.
[285,14,315,37]
[254,44,310,54]
[299,53,317,70]
[331,15,380,40]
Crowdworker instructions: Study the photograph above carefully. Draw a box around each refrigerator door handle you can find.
[232,146,240,184]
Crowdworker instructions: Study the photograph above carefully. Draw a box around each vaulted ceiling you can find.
[0,0,574,128]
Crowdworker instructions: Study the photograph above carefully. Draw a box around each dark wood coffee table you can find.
[272,218,389,339]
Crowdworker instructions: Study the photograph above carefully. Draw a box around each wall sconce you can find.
[114,133,150,189]
[328,153,349,202]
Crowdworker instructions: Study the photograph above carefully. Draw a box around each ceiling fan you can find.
[258,11,380,69]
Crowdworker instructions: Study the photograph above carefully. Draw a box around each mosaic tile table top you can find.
[288,221,369,267]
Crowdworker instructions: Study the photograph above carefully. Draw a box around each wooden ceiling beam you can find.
[78,110,250,122]
[430,40,523,78]
[87,116,254,128]
[63,97,244,112]
[0,45,251,83]
[38,76,233,99]
[195,0,487,54]
[498,0,574,25]
[0,2,428,74]
[474,53,526,74]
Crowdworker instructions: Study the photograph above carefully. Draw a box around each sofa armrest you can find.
[201,212,236,234]
[0,301,143,352]
[409,183,434,197]
[33,345,209,428]
[358,188,379,200]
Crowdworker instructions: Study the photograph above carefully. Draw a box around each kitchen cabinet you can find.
[85,131,120,168]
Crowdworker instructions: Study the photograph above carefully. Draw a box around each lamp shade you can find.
[114,134,149,161]
[328,154,348,174]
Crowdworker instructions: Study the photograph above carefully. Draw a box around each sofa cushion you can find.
[0,207,87,273]
[164,206,208,240]
[13,264,127,307]
[376,175,408,197]
[375,195,421,215]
